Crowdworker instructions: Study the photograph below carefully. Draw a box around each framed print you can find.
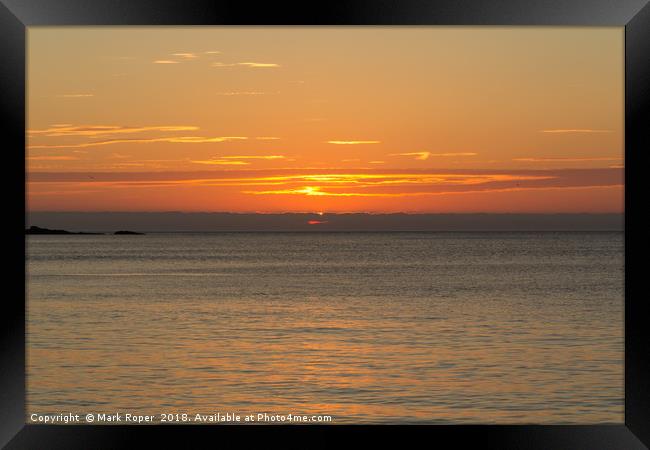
[2,0,649,448]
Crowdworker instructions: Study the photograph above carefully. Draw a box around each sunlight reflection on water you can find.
[26,232,623,424]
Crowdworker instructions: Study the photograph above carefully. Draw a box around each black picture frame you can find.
[2,1,648,448]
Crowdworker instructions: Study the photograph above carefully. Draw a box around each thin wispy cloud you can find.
[30,171,548,184]
[172,52,198,59]
[153,52,201,64]
[327,140,381,145]
[205,51,221,54]
[390,152,478,161]
[214,169,620,198]
[27,155,79,161]
[243,184,620,198]
[211,62,280,68]
[540,129,613,133]
[369,161,385,164]
[391,152,431,161]
[514,157,622,162]
[210,63,242,68]
[239,173,558,197]
[191,159,250,166]
[220,155,286,160]
[30,169,621,203]
[139,159,188,163]
[238,62,280,68]
[244,185,443,197]
[215,91,269,96]
[29,125,199,137]
[29,136,248,150]
[189,155,286,166]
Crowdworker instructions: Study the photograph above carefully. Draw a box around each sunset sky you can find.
[27,27,623,213]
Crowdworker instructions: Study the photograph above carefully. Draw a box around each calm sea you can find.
[26,232,624,424]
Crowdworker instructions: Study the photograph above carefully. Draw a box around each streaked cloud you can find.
[205,51,221,54]
[215,91,269,96]
[241,186,402,197]
[391,152,431,161]
[255,137,280,140]
[236,169,618,198]
[540,129,613,133]
[243,184,621,198]
[171,52,198,59]
[30,169,558,184]
[29,169,621,201]
[29,125,199,137]
[390,152,478,161]
[514,157,622,162]
[190,155,286,166]
[220,155,286,160]
[239,62,280,68]
[153,60,180,64]
[29,136,248,150]
[435,153,478,157]
[190,159,250,166]
[369,161,385,164]
[211,62,280,68]
[25,155,79,161]
[211,62,244,67]
[27,155,79,161]
[327,140,381,145]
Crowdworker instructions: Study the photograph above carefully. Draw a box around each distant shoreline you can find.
[25,226,144,235]
[25,230,624,235]
[26,212,624,233]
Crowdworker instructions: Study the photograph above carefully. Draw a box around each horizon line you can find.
[27,211,624,215]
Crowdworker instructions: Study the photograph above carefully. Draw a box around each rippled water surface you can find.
[27,232,624,423]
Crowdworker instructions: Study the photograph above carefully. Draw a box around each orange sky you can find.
[27,27,624,213]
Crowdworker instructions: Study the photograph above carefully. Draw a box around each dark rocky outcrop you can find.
[25,226,103,235]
